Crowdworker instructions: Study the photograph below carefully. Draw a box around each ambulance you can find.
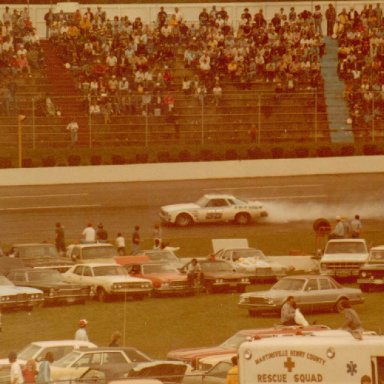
[239,330,384,384]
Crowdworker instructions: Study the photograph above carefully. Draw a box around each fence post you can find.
[314,91,318,144]
[257,94,261,145]
[145,103,149,147]
[371,96,375,143]
[88,113,92,148]
[201,95,204,145]
[32,97,36,149]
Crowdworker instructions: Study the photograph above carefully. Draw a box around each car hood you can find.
[51,366,89,381]
[129,360,189,379]
[321,254,369,262]
[21,282,85,290]
[167,346,229,360]
[161,203,200,212]
[0,285,42,295]
[233,258,284,271]
[240,289,291,300]
[145,273,186,283]
[203,271,248,279]
[96,276,151,284]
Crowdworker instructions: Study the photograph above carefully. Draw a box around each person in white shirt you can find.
[9,352,23,384]
[75,319,89,341]
[82,223,96,243]
[115,233,126,255]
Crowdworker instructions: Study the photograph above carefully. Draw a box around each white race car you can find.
[159,194,267,227]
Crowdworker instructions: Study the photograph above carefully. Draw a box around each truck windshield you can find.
[82,246,117,259]
[370,250,384,262]
[326,242,367,254]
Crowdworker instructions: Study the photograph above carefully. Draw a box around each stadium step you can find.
[320,37,353,144]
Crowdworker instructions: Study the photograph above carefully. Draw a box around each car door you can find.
[298,278,321,313]
[79,266,97,288]
[318,278,339,310]
[200,198,230,223]
[73,352,102,368]
[202,361,232,384]
[67,265,85,285]
[102,352,127,365]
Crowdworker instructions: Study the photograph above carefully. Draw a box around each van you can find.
[239,330,384,384]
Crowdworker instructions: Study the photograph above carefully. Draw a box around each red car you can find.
[124,262,194,296]
[166,325,329,369]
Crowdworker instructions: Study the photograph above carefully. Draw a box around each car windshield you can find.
[232,249,266,261]
[220,333,248,348]
[142,264,178,274]
[16,245,59,259]
[28,270,63,282]
[143,251,178,263]
[271,278,306,291]
[201,262,233,272]
[370,250,384,262]
[93,265,127,276]
[326,242,367,254]
[82,246,117,259]
[0,275,14,286]
[53,351,82,367]
[18,344,41,361]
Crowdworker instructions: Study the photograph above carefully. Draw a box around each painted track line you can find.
[0,193,88,199]
[0,204,100,211]
[203,184,323,191]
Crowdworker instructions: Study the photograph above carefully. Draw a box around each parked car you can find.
[66,243,119,264]
[7,268,91,305]
[187,260,251,293]
[238,275,364,316]
[62,263,152,302]
[212,247,288,283]
[51,347,152,381]
[75,361,189,384]
[8,243,74,272]
[357,245,384,292]
[167,325,329,369]
[181,357,232,384]
[0,340,96,384]
[116,250,184,269]
[125,262,194,296]
[0,274,43,311]
[159,194,268,227]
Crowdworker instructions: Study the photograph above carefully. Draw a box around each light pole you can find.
[18,114,26,168]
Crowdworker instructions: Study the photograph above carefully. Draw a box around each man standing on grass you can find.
[66,118,79,146]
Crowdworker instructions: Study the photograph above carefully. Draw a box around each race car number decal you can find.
[206,212,223,220]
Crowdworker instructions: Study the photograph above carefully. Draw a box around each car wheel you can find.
[175,213,193,227]
[235,212,251,225]
[335,298,349,313]
[97,288,109,302]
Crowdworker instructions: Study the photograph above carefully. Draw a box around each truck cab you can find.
[239,331,384,384]
[320,239,369,280]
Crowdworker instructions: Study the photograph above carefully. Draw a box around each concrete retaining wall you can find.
[0,156,383,186]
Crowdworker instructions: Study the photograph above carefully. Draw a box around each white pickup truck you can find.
[320,238,369,279]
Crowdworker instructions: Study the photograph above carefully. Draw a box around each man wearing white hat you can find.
[75,319,89,341]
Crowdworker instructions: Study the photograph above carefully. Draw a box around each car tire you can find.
[235,212,251,225]
[97,288,109,302]
[335,298,349,313]
[175,213,193,227]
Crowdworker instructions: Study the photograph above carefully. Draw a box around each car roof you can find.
[327,239,366,243]
[203,194,237,199]
[235,325,330,337]
[72,243,115,248]
[13,243,55,247]
[30,340,96,347]
[76,347,143,352]
[72,263,122,267]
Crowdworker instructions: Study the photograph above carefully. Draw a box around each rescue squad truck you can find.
[239,332,384,384]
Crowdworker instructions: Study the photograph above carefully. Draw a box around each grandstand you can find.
[0,2,383,167]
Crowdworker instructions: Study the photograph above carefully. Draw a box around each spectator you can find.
[115,233,126,255]
[75,319,89,341]
[226,355,238,384]
[55,222,66,255]
[329,216,345,239]
[82,223,96,243]
[66,119,79,146]
[280,296,296,325]
[36,353,54,384]
[340,300,363,339]
[9,352,23,384]
[350,215,362,238]
[96,223,108,242]
[131,225,140,255]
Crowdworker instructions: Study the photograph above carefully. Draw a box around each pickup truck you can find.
[357,245,384,292]
[66,243,118,264]
[320,238,369,279]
